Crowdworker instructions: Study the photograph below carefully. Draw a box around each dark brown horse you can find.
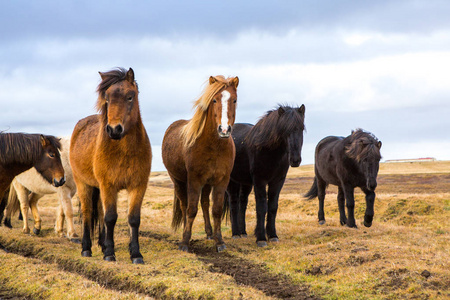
[305,129,382,228]
[162,75,239,252]
[70,68,152,263]
[0,133,65,225]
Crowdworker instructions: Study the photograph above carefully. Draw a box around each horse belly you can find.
[16,169,57,195]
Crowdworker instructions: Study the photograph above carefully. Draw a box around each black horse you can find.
[305,129,382,228]
[222,105,305,247]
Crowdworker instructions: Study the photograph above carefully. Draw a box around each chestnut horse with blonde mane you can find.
[162,75,239,252]
[70,68,151,264]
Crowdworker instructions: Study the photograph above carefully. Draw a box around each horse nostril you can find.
[106,125,113,135]
[59,177,66,186]
[115,124,123,135]
[227,125,231,133]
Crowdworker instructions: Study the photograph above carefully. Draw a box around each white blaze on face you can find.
[220,90,230,133]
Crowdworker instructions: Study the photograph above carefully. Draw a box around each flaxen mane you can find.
[345,129,381,162]
[95,68,138,114]
[181,75,234,148]
[0,133,61,165]
[246,105,305,149]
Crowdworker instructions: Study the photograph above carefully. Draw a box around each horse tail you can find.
[6,184,20,218]
[222,192,230,221]
[304,177,318,200]
[171,192,183,231]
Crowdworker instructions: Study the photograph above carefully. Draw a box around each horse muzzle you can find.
[290,158,301,168]
[53,177,66,187]
[106,124,124,140]
[218,125,232,138]
[366,179,377,191]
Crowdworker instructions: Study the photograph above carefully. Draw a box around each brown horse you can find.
[70,68,152,264]
[0,133,65,225]
[162,75,239,252]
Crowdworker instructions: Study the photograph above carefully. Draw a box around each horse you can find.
[221,105,306,247]
[0,133,65,225]
[2,137,79,241]
[70,68,152,264]
[162,75,239,252]
[304,129,382,228]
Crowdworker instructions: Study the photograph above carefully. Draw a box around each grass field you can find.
[0,161,449,299]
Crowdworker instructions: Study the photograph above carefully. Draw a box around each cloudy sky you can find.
[1,0,449,171]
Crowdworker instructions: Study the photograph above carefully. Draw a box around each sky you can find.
[1,0,449,171]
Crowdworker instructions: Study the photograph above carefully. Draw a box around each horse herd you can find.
[0,68,382,264]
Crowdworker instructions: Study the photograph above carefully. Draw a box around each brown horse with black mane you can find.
[70,68,151,264]
[162,75,239,252]
[0,133,65,225]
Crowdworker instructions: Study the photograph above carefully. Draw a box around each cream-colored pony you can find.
[4,137,79,241]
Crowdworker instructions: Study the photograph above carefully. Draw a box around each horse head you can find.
[97,68,140,140]
[346,130,382,191]
[34,135,65,187]
[209,76,239,139]
[278,105,306,167]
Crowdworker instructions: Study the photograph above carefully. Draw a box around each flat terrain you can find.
[0,161,449,299]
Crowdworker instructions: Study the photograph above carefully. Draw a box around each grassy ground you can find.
[0,161,449,299]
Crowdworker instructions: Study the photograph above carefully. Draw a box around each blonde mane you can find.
[181,76,237,148]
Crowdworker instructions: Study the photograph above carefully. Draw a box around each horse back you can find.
[314,136,345,186]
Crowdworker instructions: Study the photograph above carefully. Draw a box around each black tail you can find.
[222,192,230,221]
[171,192,183,231]
[304,177,318,200]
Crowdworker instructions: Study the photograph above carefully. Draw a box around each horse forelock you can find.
[96,68,138,114]
[0,133,47,165]
[247,105,305,149]
[345,129,381,162]
[181,76,237,148]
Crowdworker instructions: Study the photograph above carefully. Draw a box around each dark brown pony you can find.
[70,68,152,264]
[0,133,65,225]
[305,129,382,228]
[162,75,239,252]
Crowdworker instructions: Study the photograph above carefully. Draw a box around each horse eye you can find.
[213,99,217,103]
[48,153,55,158]
[233,99,237,103]
[127,96,133,102]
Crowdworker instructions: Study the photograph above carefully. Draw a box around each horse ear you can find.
[40,135,49,147]
[377,141,382,149]
[209,76,217,85]
[298,104,305,115]
[232,76,239,88]
[278,107,285,116]
[126,68,135,83]
[99,71,106,80]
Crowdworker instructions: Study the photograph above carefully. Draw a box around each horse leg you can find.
[211,184,227,252]
[362,187,375,227]
[29,193,44,235]
[0,189,7,225]
[58,187,79,242]
[200,184,213,239]
[180,181,201,252]
[253,181,268,247]
[343,184,357,228]
[126,186,146,264]
[337,187,347,226]
[55,202,65,237]
[267,178,285,242]
[14,183,31,234]
[100,185,118,262]
[172,177,188,229]
[77,182,95,257]
[227,181,241,238]
[317,177,327,225]
[238,184,252,237]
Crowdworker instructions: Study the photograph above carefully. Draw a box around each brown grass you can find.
[0,161,449,299]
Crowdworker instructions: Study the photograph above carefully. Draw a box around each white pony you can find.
[4,137,79,242]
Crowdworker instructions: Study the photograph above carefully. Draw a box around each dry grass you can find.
[0,161,449,299]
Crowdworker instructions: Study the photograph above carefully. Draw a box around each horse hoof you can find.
[319,220,326,225]
[269,237,279,242]
[206,235,213,240]
[104,255,116,262]
[232,235,241,239]
[340,220,347,226]
[257,241,268,247]
[178,245,189,252]
[33,228,40,235]
[216,244,226,252]
[364,221,372,228]
[241,233,248,238]
[81,250,92,257]
[132,257,144,264]
[70,238,81,244]
[4,218,12,228]
[347,224,358,229]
